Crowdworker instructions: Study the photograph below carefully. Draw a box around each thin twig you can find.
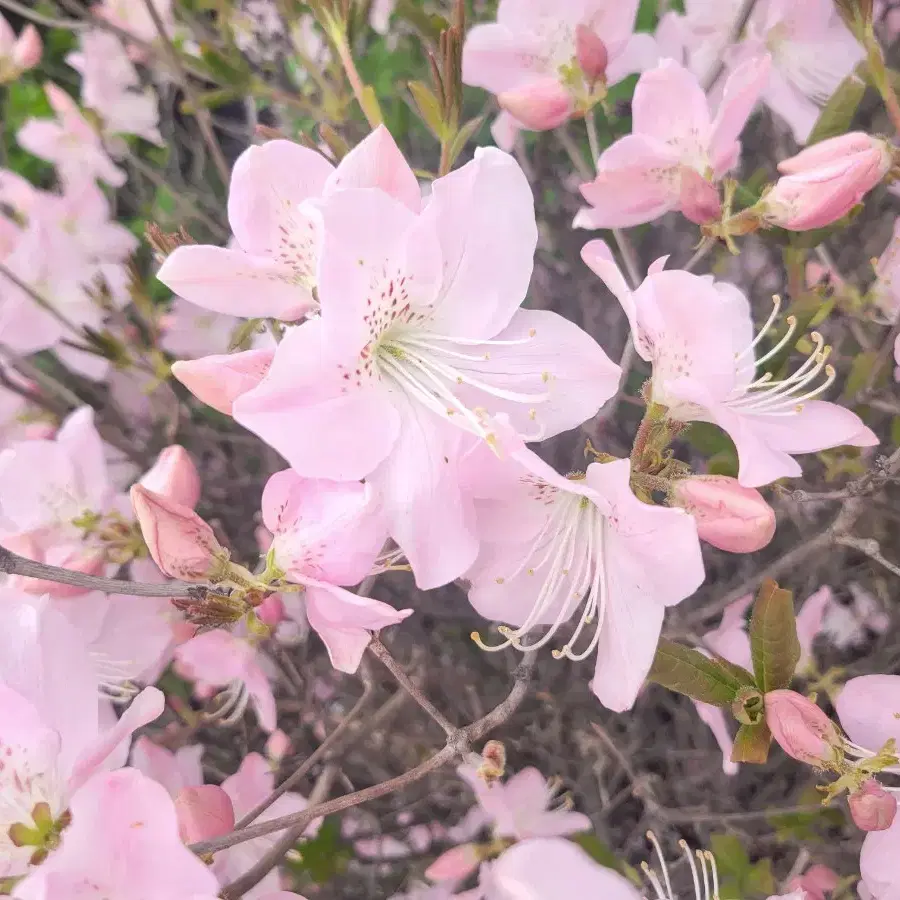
[683,237,716,273]
[0,0,87,29]
[0,545,199,598]
[700,0,759,91]
[0,263,86,338]
[836,535,900,578]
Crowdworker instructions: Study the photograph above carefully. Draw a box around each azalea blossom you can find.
[577,55,770,228]
[0,591,164,878]
[462,0,658,148]
[93,0,178,51]
[158,126,420,322]
[11,768,220,900]
[462,421,703,711]
[263,469,412,673]
[582,242,878,487]
[213,752,320,899]
[0,15,41,83]
[235,144,619,589]
[657,0,864,144]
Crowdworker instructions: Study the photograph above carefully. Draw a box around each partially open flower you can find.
[850,780,897,832]
[140,445,201,510]
[130,484,227,582]
[765,690,841,766]
[174,785,236,844]
[575,25,608,84]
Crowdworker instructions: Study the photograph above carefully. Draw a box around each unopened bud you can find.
[140,445,201,510]
[788,864,839,900]
[497,82,572,132]
[673,475,775,553]
[765,690,841,765]
[12,25,42,73]
[575,25,608,84]
[478,740,506,784]
[425,843,481,883]
[174,785,235,844]
[130,484,228,582]
[266,728,291,764]
[850,779,897,832]
[171,348,275,416]
[679,167,722,225]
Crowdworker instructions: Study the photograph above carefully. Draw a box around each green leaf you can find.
[446,116,486,169]
[284,817,350,884]
[749,580,800,693]
[647,639,747,706]
[408,80,445,137]
[572,834,625,873]
[359,85,384,126]
[807,70,867,144]
[731,721,773,764]
[198,44,253,86]
[709,652,757,688]
[710,833,775,900]
[841,349,880,400]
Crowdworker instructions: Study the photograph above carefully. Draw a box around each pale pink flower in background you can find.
[0,16,41,82]
[763,133,893,231]
[0,592,164,877]
[872,218,900,322]
[426,844,482,885]
[457,764,591,840]
[860,806,900,900]
[130,736,204,797]
[577,55,770,228]
[462,0,657,146]
[160,296,242,358]
[236,147,619,590]
[822,582,889,649]
[702,594,753,670]
[139,445,201,510]
[93,0,177,51]
[795,585,833,672]
[835,674,900,754]
[765,689,840,764]
[263,469,411,673]
[582,242,878,487]
[657,0,863,143]
[265,728,291,764]
[672,474,775,553]
[172,348,276,415]
[694,700,740,776]
[175,629,278,733]
[788,864,839,900]
[17,82,126,187]
[370,0,397,35]
[158,126,420,321]
[213,752,320,899]
[130,484,225,582]
[66,30,163,145]
[462,420,703,711]
[11,768,220,900]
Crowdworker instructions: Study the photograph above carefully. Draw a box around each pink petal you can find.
[796,586,832,669]
[175,629,254,685]
[632,58,711,147]
[709,53,770,174]
[243,658,278,733]
[462,23,545,95]
[836,675,900,751]
[861,813,900,900]
[694,700,739,775]
[130,736,204,798]
[157,244,314,320]
[171,348,275,416]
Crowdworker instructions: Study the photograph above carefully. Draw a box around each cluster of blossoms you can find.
[0,0,897,896]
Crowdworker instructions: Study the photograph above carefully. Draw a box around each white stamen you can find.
[206,679,250,725]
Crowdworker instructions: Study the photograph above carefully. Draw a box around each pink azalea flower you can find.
[130,736,204,798]
[577,55,770,228]
[763,132,893,231]
[462,0,658,139]
[873,218,900,322]
[0,591,164,878]
[66,30,163,145]
[457,764,591,840]
[213,752,320,899]
[11,768,220,900]
[235,146,619,589]
[861,807,900,900]
[264,469,412,673]
[0,15,41,82]
[462,420,703,712]
[17,83,126,188]
[582,242,878,487]
[174,629,278,733]
[92,0,177,50]
[658,0,863,143]
[157,126,420,322]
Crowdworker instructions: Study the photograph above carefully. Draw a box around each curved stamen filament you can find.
[207,679,250,725]
[752,314,798,368]
[682,840,703,900]
[735,294,783,362]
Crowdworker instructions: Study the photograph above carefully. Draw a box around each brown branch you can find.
[0,545,200,599]
[191,652,537,855]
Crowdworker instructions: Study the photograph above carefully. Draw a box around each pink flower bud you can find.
[497,82,573,132]
[765,133,892,231]
[256,593,284,627]
[171,348,275,416]
[673,475,776,553]
[788,864,839,900]
[130,484,226,582]
[140,445,201,510]
[12,25,42,72]
[850,780,897,832]
[575,25,608,83]
[679,167,722,225]
[765,690,840,765]
[425,843,481,883]
[174,785,235,844]
[265,728,291,763]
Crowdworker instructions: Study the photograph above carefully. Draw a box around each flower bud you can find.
[130,484,227,582]
[174,785,235,844]
[850,780,897,832]
[171,348,275,416]
[425,843,481,883]
[788,864,839,900]
[672,475,776,553]
[679,167,722,225]
[575,25,608,84]
[765,690,841,765]
[265,728,291,764]
[497,82,572,132]
[140,445,201,510]
[13,25,42,73]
